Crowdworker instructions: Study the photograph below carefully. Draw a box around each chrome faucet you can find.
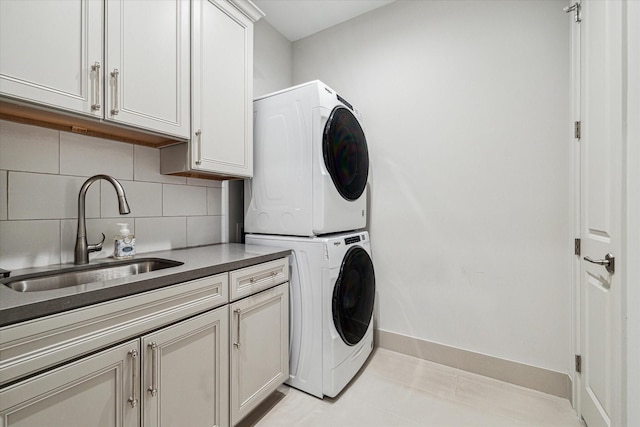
[74,174,130,265]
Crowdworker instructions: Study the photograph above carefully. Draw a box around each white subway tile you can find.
[0,171,7,220]
[0,120,59,173]
[0,220,60,269]
[187,216,222,247]
[186,177,223,188]
[207,187,223,215]
[60,132,133,179]
[8,172,100,220]
[61,218,131,263]
[101,180,162,218]
[134,145,186,184]
[134,217,186,253]
[163,184,207,216]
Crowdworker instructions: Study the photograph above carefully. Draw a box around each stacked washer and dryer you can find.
[245,81,375,398]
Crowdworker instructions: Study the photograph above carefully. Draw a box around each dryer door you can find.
[323,106,369,201]
[332,246,375,346]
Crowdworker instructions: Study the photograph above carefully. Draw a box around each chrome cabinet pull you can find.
[233,309,241,348]
[584,253,615,274]
[91,62,101,111]
[195,130,202,165]
[127,349,139,408]
[111,69,120,115]
[147,342,158,397]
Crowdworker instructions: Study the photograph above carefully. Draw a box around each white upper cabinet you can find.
[193,0,255,176]
[161,0,263,179]
[0,0,190,139]
[105,0,190,138]
[0,0,103,115]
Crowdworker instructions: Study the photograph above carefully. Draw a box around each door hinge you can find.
[574,238,581,256]
[564,3,581,23]
[574,121,581,140]
[575,354,582,373]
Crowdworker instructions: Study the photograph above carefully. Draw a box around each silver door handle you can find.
[195,130,202,165]
[111,69,120,115]
[147,342,158,397]
[91,62,101,111]
[233,308,241,348]
[584,253,615,274]
[128,349,139,408]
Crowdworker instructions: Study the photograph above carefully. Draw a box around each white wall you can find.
[0,120,224,270]
[292,0,572,374]
[254,19,293,97]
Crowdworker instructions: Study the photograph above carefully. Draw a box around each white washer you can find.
[246,231,375,398]
[245,80,369,237]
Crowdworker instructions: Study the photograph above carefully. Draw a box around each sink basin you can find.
[2,258,184,292]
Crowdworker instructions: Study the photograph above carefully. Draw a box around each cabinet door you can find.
[192,0,254,177]
[141,306,229,427]
[230,283,289,425]
[0,0,102,116]
[0,340,139,427]
[105,0,190,138]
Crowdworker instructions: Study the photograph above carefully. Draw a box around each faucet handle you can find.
[88,233,106,253]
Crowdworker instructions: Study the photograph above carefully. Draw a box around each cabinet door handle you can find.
[91,62,101,111]
[127,349,139,408]
[110,69,120,115]
[195,129,202,165]
[147,342,158,397]
[233,309,241,348]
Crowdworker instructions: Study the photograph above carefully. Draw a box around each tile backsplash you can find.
[0,119,225,270]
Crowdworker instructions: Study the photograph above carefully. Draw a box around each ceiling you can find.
[252,0,396,42]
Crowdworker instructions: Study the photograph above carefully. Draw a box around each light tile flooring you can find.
[244,348,582,427]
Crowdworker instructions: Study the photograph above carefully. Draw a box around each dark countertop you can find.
[0,244,291,328]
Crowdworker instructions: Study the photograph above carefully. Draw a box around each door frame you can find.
[624,2,640,425]
[570,0,582,414]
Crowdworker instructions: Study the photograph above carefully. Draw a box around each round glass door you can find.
[323,106,369,201]
[332,246,375,345]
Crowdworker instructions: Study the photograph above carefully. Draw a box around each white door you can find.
[0,0,102,116]
[0,340,139,427]
[105,0,190,138]
[230,283,289,426]
[191,0,254,177]
[141,307,229,427]
[577,1,624,426]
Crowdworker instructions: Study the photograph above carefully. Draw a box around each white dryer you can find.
[246,231,375,398]
[245,80,369,237]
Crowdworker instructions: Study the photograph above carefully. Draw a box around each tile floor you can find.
[243,348,582,427]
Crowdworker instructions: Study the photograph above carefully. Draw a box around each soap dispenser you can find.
[114,223,135,259]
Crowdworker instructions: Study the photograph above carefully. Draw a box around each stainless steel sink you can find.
[2,258,184,292]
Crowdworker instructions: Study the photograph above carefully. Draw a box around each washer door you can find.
[323,106,369,201]
[332,246,375,346]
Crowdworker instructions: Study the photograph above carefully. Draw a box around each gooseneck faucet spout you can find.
[75,174,130,265]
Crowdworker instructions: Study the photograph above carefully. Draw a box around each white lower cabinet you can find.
[230,283,289,426]
[141,307,229,427]
[0,306,229,427]
[0,257,290,427]
[0,339,140,427]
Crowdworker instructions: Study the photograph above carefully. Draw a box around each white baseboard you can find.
[374,329,572,402]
